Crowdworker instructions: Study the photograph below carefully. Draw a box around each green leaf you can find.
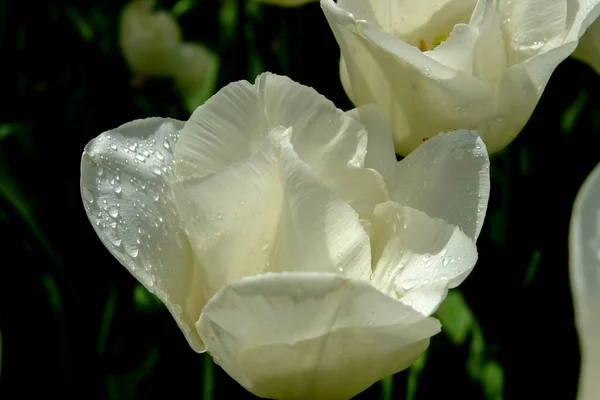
[405,351,428,400]
[436,291,505,400]
[0,152,63,269]
[380,375,393,400]
[171,0,198,18]
[181,55,220,113]
[480,361,504,400]
[107,348,160,400]
[133,283,164,313]
[561,90,589,134]
[435,290,475,345]
[98,285,118,357]
[523,250,541,287]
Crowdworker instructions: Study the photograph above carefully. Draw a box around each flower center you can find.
[383,0,476,52]
[417,33,451,52]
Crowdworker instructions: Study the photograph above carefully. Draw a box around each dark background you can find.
[0,0,598,398]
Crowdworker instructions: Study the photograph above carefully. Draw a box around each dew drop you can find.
[113,185,122,194]
[125,242,139,258]
[150,165,162,175]
[108,207,119,218]
[82,187,94,203]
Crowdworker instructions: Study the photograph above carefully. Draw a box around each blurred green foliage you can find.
[0,0,598,399]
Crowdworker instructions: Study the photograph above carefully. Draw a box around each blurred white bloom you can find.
[569,162,600,400]
[322,0,600,156]
[573,17,600,75]
[119,0,217,92]
[254,0,318,7]
[81,73,490,399]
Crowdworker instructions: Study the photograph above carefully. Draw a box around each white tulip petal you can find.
[255,73,371,187]
[500,0,567,62]
[80,118,206,351]
[175,73,371,185]
[175,79,268,178]
[369,201,478,315]
[256,77,389,217]
[570,162,600,400]
[172,127,284,301]
[345,104,396,191]
[470,0,507,89]
[565,0,600,43]
[197,272,441,400]
[172,127,372,299]
[339,56,354,100]
[392,130,489,241]
[275,134,373,281]
[426,23,478,74]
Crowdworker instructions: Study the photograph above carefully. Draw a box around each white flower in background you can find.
[81,73,490,399]
[569,162,600,400]
[322,0,600,156]
[573,17,600,75]
[254,0,318,7]
[119,0,218,93]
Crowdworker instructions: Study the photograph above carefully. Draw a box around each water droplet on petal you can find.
[150,165,162,175]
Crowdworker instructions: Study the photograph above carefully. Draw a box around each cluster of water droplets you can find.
[81,122,186,291]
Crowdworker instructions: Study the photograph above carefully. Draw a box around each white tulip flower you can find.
[119,0,217,93]
[321,0,600,156]
[120,0,182,78]
[254,0,318,7]
[570,162,600,400]
[81,73,490,399]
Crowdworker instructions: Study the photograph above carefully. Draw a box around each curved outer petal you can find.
[172,126,373,301]
[80,118,206,351]
[569,162,600,400]
[392,130,490,242]
[369,202,478,316]
[197,272,440,400]
[322,0,600,155]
